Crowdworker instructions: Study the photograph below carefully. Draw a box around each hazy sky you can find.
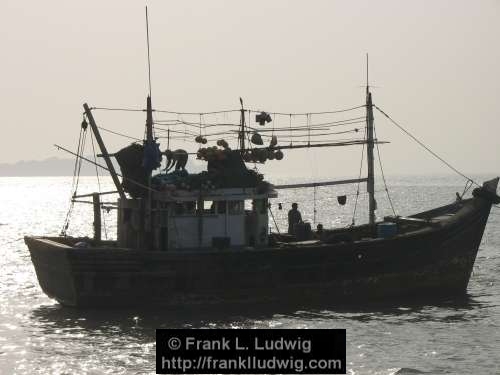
[1,1,499,178]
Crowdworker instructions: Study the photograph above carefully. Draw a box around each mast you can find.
[365,54,376,225]
[145,6,154,152]
[144,7,155,249]
[238,97,246,152]
[83,103,126,199]
[146,95,154,146]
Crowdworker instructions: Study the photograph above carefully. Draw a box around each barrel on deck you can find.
[377,222,398,238]
[294,222,312,241]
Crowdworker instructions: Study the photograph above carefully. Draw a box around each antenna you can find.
[364,52,376,226]
[366,53,369,93]
[144,7,154,144]
[145,6,152,98]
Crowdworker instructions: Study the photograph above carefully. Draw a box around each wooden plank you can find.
[274,178,368,190]
[93,193,102,242]
[73,190,118,199]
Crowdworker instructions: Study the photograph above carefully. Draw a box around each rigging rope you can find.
[268,205,281,234]
[91,104,365,117]
[460,179,474,198]
[374,105,479,187]
[91,106,144,112]
[98,126,142,142]
[351,129,366,225]
[374,125,396,216]
[260,104,366,116]
[61,118,88,235]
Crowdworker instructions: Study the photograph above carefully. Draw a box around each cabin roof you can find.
[153,186,277,202]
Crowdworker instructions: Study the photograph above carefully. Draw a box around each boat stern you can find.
[24,236,78,306]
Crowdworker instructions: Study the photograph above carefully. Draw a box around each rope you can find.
[374,125,396,216]
[259,129,360,139]
[61,121,88,235]
[259,104,366,116]
[460,179,474,198]
[248,119,366,132]
[374,105,480,187]
[89,104,365,117]
[268,206,281,234]
[91,106,144,112]
[98,126,142,141]
[154,109,240,115]
[154,117,365,129]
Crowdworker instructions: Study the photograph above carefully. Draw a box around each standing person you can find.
[288,203,302,235]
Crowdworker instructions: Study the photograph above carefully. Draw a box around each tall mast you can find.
[145,6,154,146]
[238,97,246,152]
[146,95,154,145]
[365,54,376,225]
[144,7,155,248]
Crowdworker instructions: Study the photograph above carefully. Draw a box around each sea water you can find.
[1,175,499,374]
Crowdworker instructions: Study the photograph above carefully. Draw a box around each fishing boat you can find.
[22,9,500,307]
[24,78,500,307]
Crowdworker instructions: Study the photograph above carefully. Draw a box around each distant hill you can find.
[0,156,205,177]
[0,157,99,176]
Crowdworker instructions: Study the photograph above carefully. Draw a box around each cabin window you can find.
[203,200,216,214]
[228,201,243,215]
[244,200,253,211]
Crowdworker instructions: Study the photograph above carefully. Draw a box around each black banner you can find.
[156,328,346,374]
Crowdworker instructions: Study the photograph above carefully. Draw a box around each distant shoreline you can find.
[0,157,108,177]
[0,156,205,177]
[0,157,496,179]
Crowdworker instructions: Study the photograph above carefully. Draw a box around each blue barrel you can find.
[377,222,397,238]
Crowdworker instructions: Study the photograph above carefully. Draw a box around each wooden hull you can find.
[25,180,498,308]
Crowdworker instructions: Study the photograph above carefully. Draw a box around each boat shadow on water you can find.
[29,294,489,339]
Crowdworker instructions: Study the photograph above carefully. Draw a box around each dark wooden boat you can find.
[25,178,499,307]
[24,46,500,308]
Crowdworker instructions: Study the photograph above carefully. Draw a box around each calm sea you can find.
[1,175,499,374]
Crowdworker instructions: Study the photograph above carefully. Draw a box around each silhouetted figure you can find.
[288,203,303,235]
[164,149,188,172]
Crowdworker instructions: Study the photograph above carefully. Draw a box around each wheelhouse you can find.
[118,187,277,251]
